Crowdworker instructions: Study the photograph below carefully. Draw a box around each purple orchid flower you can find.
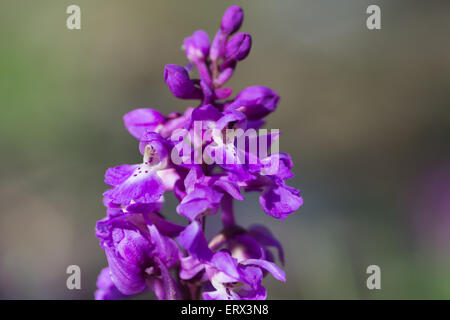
[177,221,285,300]
[176,167,244,221]
[95,5,302,300]
[103,132,179,207]
[95,267,128,300]
[95,213,182,299]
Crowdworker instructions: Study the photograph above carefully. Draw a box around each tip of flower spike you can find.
[221,6,244,34]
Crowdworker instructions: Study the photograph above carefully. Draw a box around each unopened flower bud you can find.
[225,33,252,61]
[226,86,279,120]
[183,30,210,62]
[164,64,203,99]
[221,6,243,34]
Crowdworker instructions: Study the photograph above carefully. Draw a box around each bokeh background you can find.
[1,0,450,299]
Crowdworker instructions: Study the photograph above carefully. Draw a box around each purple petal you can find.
[103,197,124,218]
[123,108,165,140]
[147,212,185,238]
[179,256,205,280]
[94,267,128,300]
[159,108,193,138]
[125,200,163,215]
[248,224,285,264]
[155,257,182,300]
[184,30,210,62]
[214,179,244,200]
[156,168,180,191]
[240,265,263,290]
[260,153,294,179]
[202,289,232,300]
[259,183,303,219]
[191,104,222,122]
[211,251,240,279]
[105,246,147,295]
[176,185,223,220]
[148,225,179,267]
[183,167,204,192]
[238,283,267,300]
[215,109,247,131]
[230,234,264,261]
[138,131,168,163]
[177,220,213,261]
[241,259,286,282]
[105,169,165,206]
[105,164,138,187]
[115,228,152,267]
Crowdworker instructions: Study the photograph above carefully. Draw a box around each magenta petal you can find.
[94,267,128,300]
[105,164,138,187]
[138,131,169,161]
[177,221,212,261]
[214,179,244,200]
[123,108,165,139]
[260,152,294,179]
[231,234,264,260]
[241,259,286,282]
[106,169,165,206]
[176,185,223,220]
[248,224,285,264]
[202,290,230,300]
[126,201,163,215]
[105,246,147,295]
[215,109,246,130]
[259,183,303,219]
[179,256,205,280]
[147,212,184,238]
[191,104,222,122]
[211,251,240,279]
[116,229,152,267]
[238,283,267,300]
[148,225,179,267]
[156,257,182,300]
[184,30,210,62]
[240,265,263,290]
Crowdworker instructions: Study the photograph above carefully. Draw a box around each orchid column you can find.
[95,5,303,300]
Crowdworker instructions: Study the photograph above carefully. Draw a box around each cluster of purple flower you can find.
[95,6,303,300]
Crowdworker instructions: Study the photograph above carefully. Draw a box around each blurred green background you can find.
[1,0,450,299]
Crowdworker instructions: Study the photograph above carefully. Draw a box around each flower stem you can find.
[221,194,235,227]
